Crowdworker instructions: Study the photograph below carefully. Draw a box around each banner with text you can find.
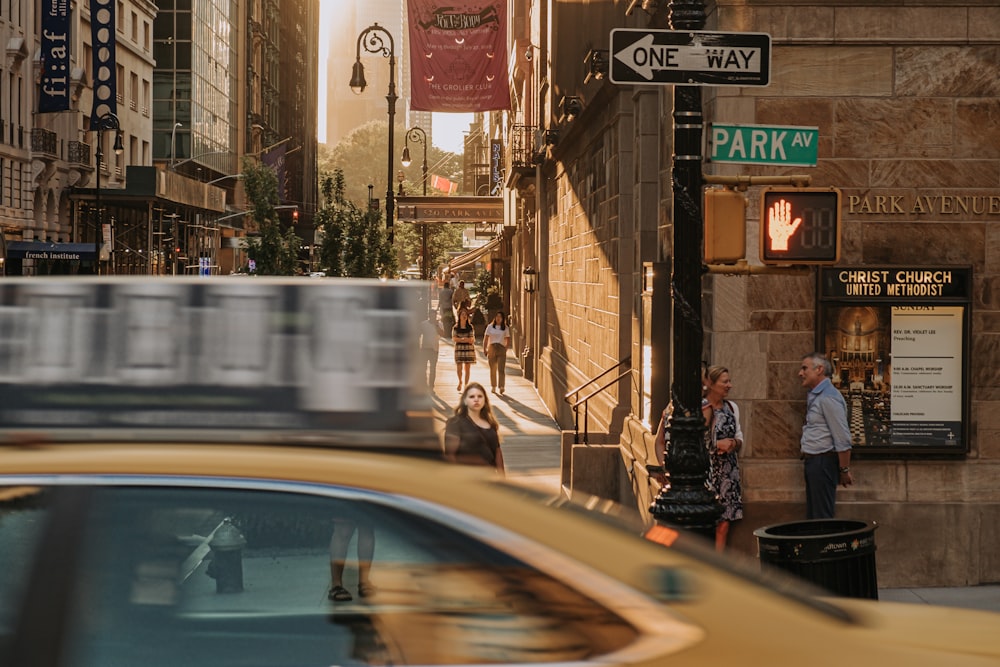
[89,0,118,127]
[407,0,510,112]
[39,0,71,113]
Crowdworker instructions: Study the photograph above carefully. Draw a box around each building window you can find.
[131,11,138,42]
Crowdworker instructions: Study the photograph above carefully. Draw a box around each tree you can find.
[393,221,464,278]
[323,120,464,208]
[314,169,395,277]
[242,157,301,275]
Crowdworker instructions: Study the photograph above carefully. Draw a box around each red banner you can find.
[407,0,510,112]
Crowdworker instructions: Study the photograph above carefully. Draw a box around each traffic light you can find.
[704,188,746,264]
[760,187,841,265]
[292,209,299,223]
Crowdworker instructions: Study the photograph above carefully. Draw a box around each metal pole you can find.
[95,140,102,274]
[353,25,397,246]
[649,0,722,537]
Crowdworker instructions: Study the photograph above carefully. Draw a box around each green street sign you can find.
[710,124,818,166]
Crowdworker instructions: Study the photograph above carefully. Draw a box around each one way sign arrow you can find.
[610,29,771,87]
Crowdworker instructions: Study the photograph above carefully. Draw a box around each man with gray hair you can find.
[798,352,853,519]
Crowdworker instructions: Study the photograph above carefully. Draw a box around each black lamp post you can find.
[648,0,722,538]
[402,126,428,278]
[351,23,397,245]
[94,112,124,274]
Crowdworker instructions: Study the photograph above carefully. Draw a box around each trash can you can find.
[754,519,878,599]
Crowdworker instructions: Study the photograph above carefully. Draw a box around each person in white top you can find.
[482,311,511,394]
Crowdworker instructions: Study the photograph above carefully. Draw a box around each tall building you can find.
[152,0,239,178]
[8,0,318,276]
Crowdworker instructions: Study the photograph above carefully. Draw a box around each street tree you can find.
[314,169,394,277]
[241,157,302,275]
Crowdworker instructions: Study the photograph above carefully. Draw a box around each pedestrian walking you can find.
[482,311,510,394]
[328,518,376,602]
[452,308,476,391]
[443,382,505,473]
[418,311,444,389]
[799,352,853,519]
[451,280,470,317]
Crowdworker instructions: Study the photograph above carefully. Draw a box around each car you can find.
[2,278,999,667]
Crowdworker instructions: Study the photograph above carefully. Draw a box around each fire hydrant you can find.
[207,518,247,593]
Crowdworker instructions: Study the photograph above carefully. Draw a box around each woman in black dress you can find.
[452,307,476,391]
[443,382,505,473]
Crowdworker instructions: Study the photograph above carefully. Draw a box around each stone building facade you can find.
[506,0,1000,586]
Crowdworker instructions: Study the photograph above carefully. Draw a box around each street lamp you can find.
[648,0,721,538]
[94,112,124,274]
[402,126,429,278]
[169,122,182,169]
[350,23,397,245]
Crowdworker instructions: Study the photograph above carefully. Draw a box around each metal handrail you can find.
[563,356,631,444]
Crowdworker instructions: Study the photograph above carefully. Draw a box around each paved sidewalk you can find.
[422,335,563,492]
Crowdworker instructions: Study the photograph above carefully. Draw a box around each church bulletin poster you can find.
[817,267,970,455]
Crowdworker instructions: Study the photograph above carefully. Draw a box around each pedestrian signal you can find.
[760,187,841,265]
[704,188,746,264]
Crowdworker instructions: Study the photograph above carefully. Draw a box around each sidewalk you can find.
[423,335,563,493]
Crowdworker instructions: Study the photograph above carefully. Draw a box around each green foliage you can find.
[314,169,395,278]
[241,157,302,275]
[321,121,465,206]
[393,222,465,278]
[474,270,502,311]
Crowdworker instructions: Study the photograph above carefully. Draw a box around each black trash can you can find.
[754,519,878,599]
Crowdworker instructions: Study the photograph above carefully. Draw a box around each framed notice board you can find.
[817,267,970,456]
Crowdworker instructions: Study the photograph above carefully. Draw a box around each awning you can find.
[5,241,97,261]
[448,238,501,273]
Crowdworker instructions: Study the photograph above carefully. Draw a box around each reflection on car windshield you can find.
[2,484,640,667]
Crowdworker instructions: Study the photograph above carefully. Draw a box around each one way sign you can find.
[610,29,771,87]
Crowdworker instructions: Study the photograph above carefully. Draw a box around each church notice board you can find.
[817,267,970,456]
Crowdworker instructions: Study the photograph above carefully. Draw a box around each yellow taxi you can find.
[1,278,999,667]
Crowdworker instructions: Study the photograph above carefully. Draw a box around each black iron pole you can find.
[649,0,722,537]
[352,24,397,246]
[93,112,122,275]
[408,127,429,278]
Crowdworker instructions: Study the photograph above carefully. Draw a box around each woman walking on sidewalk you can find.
[482,311,510,394]
[444,382,505,474]
[452,308,476,391]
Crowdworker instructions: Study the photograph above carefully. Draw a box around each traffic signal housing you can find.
[760,187,841,265]
[704,188,746,264]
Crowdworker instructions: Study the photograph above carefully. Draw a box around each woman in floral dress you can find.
[703,365,744,552]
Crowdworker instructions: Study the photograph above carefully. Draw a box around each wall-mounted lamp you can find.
[584,49,608,84]
[560,96,583,122]
[522,266,538,293]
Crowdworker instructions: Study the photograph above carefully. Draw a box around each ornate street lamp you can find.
[94,112,124,274]
[350,23,397,245]
[402,126,429,278]
[648,0,722,538]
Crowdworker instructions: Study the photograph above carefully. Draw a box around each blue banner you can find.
[39,0,72,113]
[89,0,118,128]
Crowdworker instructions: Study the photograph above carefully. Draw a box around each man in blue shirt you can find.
[799,353,853,519]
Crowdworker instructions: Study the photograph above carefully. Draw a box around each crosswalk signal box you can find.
[703,189,746,264]
[760,187,841,265]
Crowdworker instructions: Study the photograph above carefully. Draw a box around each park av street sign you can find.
[610,29,771,87]
[710,124,819,166]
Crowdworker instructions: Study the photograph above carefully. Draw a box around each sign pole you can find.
[649,0,722,538]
